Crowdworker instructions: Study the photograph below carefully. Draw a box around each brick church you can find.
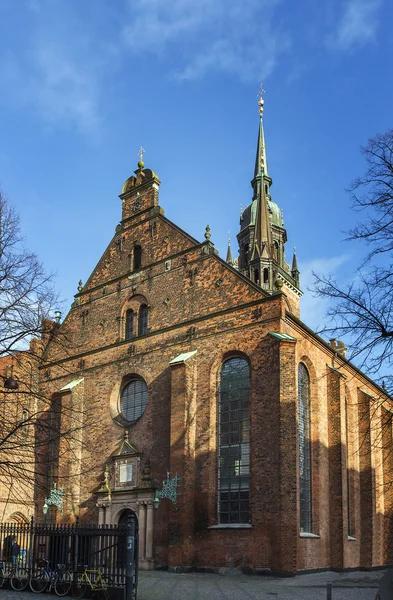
[3,93,393,574]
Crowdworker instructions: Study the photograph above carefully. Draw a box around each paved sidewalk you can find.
[0,570,384,600]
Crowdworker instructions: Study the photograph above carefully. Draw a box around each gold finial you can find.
[77,280,83,292]
[228,230,231,245]
[138,146,145,170]
[258,83,265,117]
[204,225,211,240]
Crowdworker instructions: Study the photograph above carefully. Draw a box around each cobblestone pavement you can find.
[0,570,384,600]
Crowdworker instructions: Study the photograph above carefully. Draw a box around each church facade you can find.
[3,95,393,574]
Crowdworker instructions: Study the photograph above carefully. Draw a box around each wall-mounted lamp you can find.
[54,310,62,324]
[154,472,181,511]
[4,376,18,390]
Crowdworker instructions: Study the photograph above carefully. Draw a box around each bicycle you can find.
[0,559,29,591]
[29,559,72,596]
[72,565,112,600]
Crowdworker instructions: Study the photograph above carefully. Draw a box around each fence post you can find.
[73,517,80,574]
[28,516,34,575]
[125,516,135,600]
[327,582,332,600]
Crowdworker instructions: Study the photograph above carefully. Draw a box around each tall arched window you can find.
[298,363,311,533]
[125,309,134,340]
[219,357,250,524]
[134,245,142,270]
[138,304,148,336]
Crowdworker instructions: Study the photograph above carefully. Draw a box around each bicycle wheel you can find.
[0,567,6,587]
[10,567,29,591]
[29,570,49,593]
[72,576,87,599]
[55,571,72,597]
[98,576,112,600]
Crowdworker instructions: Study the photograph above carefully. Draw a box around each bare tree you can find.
[0,191,88,520]
[0,191,59,359]
[313,129,393,390]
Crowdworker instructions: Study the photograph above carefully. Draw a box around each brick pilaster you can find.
[271,338,298,574]
[168,355,197,567]
[358,390,374,568]
[327,366,345,569]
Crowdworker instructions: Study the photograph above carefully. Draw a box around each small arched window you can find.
[138,304,148,336]
[218,357,250,524]
[263,268,269,284]
[125,309,134,340]
[298,363,311,533]
[273,241,279,262]
[120,379,148,423]
[134,245,142,270]
[254,269,259,284]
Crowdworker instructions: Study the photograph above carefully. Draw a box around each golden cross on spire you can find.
[258,83,265,117]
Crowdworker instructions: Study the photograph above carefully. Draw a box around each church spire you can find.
[226,232,233,265]
[236,88,301,304]
[291,247,300,286]
[252,84,272,262]
[254,84,269,179]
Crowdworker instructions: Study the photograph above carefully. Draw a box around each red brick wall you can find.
[34,181,393,574]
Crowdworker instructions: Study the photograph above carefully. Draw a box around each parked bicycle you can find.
[72,565,112,600]
[29,559,72,596]
[0,559,29,591]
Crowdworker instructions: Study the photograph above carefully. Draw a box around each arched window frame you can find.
[138,304,148,336]
[218,356,250,525]
[298,362,312,533]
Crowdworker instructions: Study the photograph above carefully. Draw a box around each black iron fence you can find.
[0,519,138,598]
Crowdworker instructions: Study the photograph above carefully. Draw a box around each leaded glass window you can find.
[218,357,250,524]
[138,304,148,336]
[298,363,311,533]
[120,379,148,423]
[125,309,134,340]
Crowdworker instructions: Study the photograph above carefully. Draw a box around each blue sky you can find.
[0,0,392,333]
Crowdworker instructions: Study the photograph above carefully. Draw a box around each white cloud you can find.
[122,0,288,81]
[328,0,382,52]
[300,254,350,332]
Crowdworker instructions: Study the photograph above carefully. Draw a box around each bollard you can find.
[326,582,332,600]
[126,516,136,600]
